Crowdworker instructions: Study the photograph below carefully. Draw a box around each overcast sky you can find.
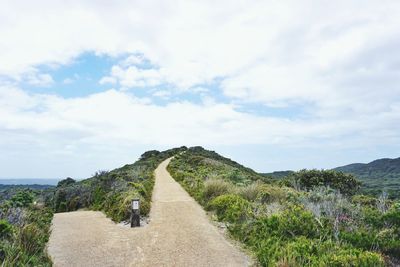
[1,0,400,179]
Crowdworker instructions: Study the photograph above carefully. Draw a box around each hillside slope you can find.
[50,147,187,221]
[48,158,250,267]
[168,147,399,266]
[334,157,400,198]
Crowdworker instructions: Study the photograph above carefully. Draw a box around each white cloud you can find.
[102,65,166,89]
[1,1,400,176]
[63,78,74,84]
[1,1,400,103]
[152,90,170,98]
[99,76,117,85]
[120,54,144,67]
[1,84,399,177]
[1,85,399,148]
[25,72,54,87]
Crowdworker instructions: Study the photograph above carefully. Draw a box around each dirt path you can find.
[48,158,251,267]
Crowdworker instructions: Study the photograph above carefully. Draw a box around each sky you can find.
[1,0,400,179]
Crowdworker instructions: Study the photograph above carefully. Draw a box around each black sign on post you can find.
[131,198,140,227]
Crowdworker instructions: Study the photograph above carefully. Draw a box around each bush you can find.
[257,185,289,204]
[289,169,361,195]
[208,194,252,223]
[19,224,41,254]
[320,247,384,267]
[10,190,34,208]
[203,179,233,201]
[57,177,76,187]
[383,208,400,228]
[67,196,80,211]
[237,182,264,201]
[0,220,13,238]
[0,205,53,266]
[352,195,377,206]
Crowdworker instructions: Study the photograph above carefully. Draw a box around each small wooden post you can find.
[131,198,140,227]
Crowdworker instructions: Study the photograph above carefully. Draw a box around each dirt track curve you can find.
[47,157,251,267]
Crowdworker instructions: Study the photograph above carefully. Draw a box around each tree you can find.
[57,177,76,187]
[290,169,361,195]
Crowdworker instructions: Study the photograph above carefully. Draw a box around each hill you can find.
[50,147,187,220]
[167,147,399,266]
[334,157,400,198]
[2,147,399,266]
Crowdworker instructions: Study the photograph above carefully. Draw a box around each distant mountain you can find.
[334,157,400,198]
[0,178,60,186]
[334,157,400,177]
[0,184,55,191]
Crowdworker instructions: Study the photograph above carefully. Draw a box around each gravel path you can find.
[48,158,251,267]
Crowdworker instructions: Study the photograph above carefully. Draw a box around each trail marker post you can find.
[131,198,140,227]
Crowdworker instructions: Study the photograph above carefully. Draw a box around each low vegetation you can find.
[0,189,53,266]
[2,146,399,266]
[50,147,186,222]
[168,147,400,266]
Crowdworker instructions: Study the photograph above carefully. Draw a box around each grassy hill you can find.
[1,147,400,266]
[50,147,187,221]
[168,147,399,266]
[0,147,186,266]
[334,157,400,198]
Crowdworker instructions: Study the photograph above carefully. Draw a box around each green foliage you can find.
[56,177,76,187]
[167,147,393,266]
[209,194,251,223]
[237,182,263,202]
[256,184,290,204]
[334,157,400,198]
[0,220,13,238]
[0,203,53,266]
[383,207,400,227]
[203,179,233,201]
[51,147,186,222]
[352,194,377,206]
[287,169,361,195]
[10,190,34,207]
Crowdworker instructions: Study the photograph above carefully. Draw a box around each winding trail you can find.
[48,158,250,267]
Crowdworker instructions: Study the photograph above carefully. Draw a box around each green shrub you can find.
[209,194,252,223]
[203,179,233,201]
[0,220,13,238]
[289,169,361,195]
[237,182,264,201]
[340,230,378,251]
[257,185,289,204]
[57,177,76,187]
[53,189,67,212]
[320,249,384,267]
[10,190,34,207]
[67,196,80,211]
[362,207,384,228]
[91,186,106,209]
[19,224,41,254]
[352,195,377,206]
[383,208,400,227]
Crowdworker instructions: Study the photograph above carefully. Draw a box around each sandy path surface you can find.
[48,158,251,267]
